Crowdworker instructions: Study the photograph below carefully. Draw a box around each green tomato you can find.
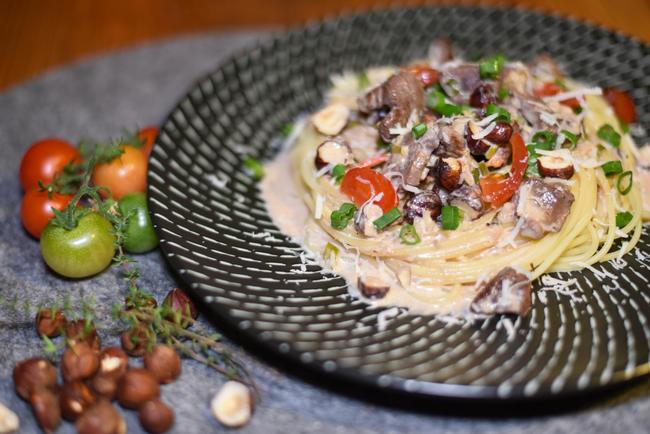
[118,192,158,253]
[40,212,116,278]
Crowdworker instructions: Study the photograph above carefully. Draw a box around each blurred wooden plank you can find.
[0,0,648,91]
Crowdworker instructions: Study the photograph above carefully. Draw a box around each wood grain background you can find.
[0,0,648,91]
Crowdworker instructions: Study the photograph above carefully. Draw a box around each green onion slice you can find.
[412,123,428,139]
[597,124,621,148]
[243,156,264,181]
[441,205,462,230]
[331,164,346,184]
[497,86,509,101]
[617,171,633,195]
[399,224,421,245]
[426,88,464,117]
[373,208,401,230]
[601,160,623,176]
[330,203,357,230]
[616,211,633,229]
[479,54,505,79]
[485,103,511,122]
[560,129,579,149]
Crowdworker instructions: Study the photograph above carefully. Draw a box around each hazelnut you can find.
[61,342,99,382]
[311,103,350,136]
[120,323,154,357]
[0,401,20,433]
[358,276,390,300]
[30,389,60,434]
[117,369,160,409]
[65,319,101,352]
[537,156,575,179]
[314,139,353,170]
[138,399,174,433]
[162,288,198,328]
[437,158,461,191]
[76,400,126,434]
[12,358,57,401]
[211,381,254,428]
[484,121,513,144]
[35,308,66,337]
[90,374,119,401]
[98,347,129,380]
[60,381,96,421]
[144,345,181,384]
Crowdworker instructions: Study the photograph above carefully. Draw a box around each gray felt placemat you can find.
[1,30,650,434]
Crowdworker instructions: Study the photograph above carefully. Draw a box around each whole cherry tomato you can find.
[92,145,147,200]
[340,167,397,213]
[19,139,80,191]
[21,189,74,239]
[603,88,636,124]
[137,126,158,157]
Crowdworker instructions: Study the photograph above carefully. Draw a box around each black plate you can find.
[148,6,650,400]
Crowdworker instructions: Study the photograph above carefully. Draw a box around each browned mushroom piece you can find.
[471,267,532,316]
[357,70,424,143]
[340,124,379,162]
[401,122,440,186]
[437,158,462,191]
[439,64,481,105]
[528,53,564,81]
[436,124,465,158]
[448,184,484,220]
[486,145,511,169]
[358,276,390,300]
[403,191,442,224]
[353,203,384,237]
[314,139,353,170]
[537,156,575,179]
[514,178,575,239]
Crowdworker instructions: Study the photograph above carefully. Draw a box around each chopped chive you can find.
[399,224,421,245]
[561,129,579,149]
[617,171,633,195]
[330,203,357,230]
[331,164,346,184]
[412,123,428,139]
[531,130,556,147]
[479,54,505,79]
[426,88,463,117]
[357,72,370,90]
[441,205,462,230]
[281,123,294,138]
[497,86,509,101]
[597,124,621,148]
[616,211,633,229]
[472,167,481,184]
[243,156,264,180]
[601,160,623,176]
[478,161,489,176]
[485,145,498,159]
[373,208,401,230]
[485,103,511,122]
[525,135,555,178]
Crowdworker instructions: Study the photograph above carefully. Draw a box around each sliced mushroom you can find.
[357,71,424,143]
[470,267,532,316]
[437,158,462,191]
[448,184,483,220]
[353,203,384,237]
[496,201,516,225]
[529,54,564,82]
[514,178,575,239]
[486,145,511,169]
[499,65,531,96]
[340,124,380,162]
[358,276,390,300]
[403,191,442,224]
[401,122,440,185]
[436,124,465,158]
[314,139,353,169]
[537,156,575,179]
[211,381,254,428]
[427,38,453,66]
[440,64,481,105]
[312,103,350,136]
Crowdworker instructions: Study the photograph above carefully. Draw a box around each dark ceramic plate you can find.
[148,6,650,400]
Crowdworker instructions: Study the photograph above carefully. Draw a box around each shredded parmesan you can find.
[543,87,602,103]
[403,184,423,194]
[314,194,325,219]
[497,217,525,248]
[539,111,557,126]
[476,113,498,127]
[471,122,496,140]
[315,163,333,178]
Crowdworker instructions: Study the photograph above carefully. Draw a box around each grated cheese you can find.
[315,163,333,178]
[539,111,557,126]
[471,122,496,140]
[476,113,499,127]
[314,194,325,219]
[542,87,602,103]
[403,184,424,194]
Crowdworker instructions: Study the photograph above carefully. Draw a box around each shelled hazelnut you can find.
[59,381,96,421]
[116,369,160,409]
[30,389,60,434]
[76,400,126,434]
[138,399,174,433]
[120,323,154,357]
[12,358,57,401]
[211,381,254,428]
[90,374,119,401]
[98,347,129,380]
[162,288,197,328]
[35,308,66,337]
[144,345,181,384]
[61,342,99,382]
[64,319,101,352]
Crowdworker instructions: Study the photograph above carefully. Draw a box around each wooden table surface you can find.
[0,0,648,92]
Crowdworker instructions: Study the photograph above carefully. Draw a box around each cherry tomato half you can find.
[603,88,636,124]
[340,167,397,213]
[19,138,80,191]
[21,189,74,239]
[137,126,158,157]
[40,212,115,279]
[92,145,147,200]
[534,82,580,109]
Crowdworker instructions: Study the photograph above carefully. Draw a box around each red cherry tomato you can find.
[19,139,80,191]
[92,145,147,200]
[480,133,528,208]
[340,167,398,213]
[138,126,158,157]
[21,189,74,239]
[534,82,580,109]
[405,65,440,88]
[603,88,636,124]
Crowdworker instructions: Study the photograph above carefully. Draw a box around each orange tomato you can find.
[21,189,74,239]
[137,126,158,157]
[92,145,147,200]
[340,167,398,213]
[19,138,80,191]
